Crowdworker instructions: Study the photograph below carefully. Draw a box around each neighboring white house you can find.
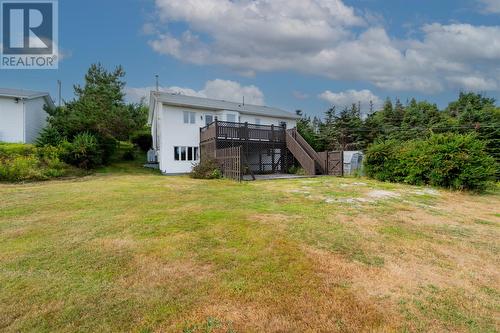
[148,91,300,174]
[0,88,55,143]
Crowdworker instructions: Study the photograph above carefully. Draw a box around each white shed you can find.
[0,88,55,143]
[343,151,364,176]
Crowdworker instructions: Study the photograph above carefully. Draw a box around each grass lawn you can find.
[0,161,499,332]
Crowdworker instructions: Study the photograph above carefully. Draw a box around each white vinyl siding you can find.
[158,105,205,173]
[24,97,48,143]
[0,97,24,142]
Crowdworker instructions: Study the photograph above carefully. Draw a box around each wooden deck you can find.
[200,120,343,179]
[200,120,286,144]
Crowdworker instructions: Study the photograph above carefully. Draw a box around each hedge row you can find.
[0,143,72,182]
[364,133,497,192]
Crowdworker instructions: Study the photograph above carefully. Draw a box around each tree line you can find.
[297,92,499,161]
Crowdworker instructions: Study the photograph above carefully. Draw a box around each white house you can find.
[148,91,300,174]
[0,88,55,143]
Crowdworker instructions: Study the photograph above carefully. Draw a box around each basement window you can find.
[174,147,180,161]
[174,146,199,161]
[180,147,187,160]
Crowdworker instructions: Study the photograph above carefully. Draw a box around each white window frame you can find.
[183,111,196,124]
[174,146,200,162]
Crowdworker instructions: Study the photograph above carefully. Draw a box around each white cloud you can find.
[319,89,382,113]
[125,79,265,105]
[446,75,498,91]
[293,91,309,100]
[200,79,264,104]
[58,47,72,61]
[147,0,500,93]
[478,0,500,14]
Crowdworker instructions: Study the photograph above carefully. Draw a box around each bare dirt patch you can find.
[367,190,401,199]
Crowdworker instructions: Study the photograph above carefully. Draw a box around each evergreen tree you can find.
[38,63,148,165]
[445,93,499,165]
[392,98,405,127]
[320,104,364,151]
[296,110,323,151]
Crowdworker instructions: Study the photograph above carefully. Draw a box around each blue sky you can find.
[1,0,499,117]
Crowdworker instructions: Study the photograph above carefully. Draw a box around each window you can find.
[174,147,180,161]
[174,146,199,161]
[227,114,236,122]
[183,111,196,124]
[255,118,261,125]
[205,114,214,125]
[279,121,287,128]
[180,147,187,161]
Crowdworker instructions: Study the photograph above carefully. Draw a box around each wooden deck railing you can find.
[200,120,286,143]
[200,122,217,143]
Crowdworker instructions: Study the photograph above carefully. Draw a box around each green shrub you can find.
[190,159,223,179]
[0,143,36,157]
[0,143,71,182]
[131,131,152,152]
[36,126,64,147]
[98,135,118,166]
[0,155,41,181]
[62,133,102,170]
[122,148,136,161]
[365,133,497,192]
[288,165,306,175]
[364,140,400,182]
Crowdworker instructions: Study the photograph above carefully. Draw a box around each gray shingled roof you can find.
[0,88,51,99]
[152,91,300,120]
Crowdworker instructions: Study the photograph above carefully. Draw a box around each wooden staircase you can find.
[286,129,326,176]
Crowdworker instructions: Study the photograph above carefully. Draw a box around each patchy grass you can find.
[0,164,498,332]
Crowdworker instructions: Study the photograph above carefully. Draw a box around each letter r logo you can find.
[1,2,54,55]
